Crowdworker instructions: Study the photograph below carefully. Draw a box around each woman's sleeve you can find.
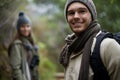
[9,44,26,80]
[100,38,120,80]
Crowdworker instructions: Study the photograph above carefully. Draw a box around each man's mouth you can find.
[72,22,82,26]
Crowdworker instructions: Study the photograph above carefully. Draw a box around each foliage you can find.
[94,0,120,32]
[32,19,58,80]
[39,54,56,80]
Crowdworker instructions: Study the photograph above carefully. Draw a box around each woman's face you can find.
[19,24,31,37]
[67,2,92,35]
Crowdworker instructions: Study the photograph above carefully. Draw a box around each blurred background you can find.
[0,0,120,80]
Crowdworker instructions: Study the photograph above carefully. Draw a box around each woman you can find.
[59,0,120,80]
[9,12,40,80]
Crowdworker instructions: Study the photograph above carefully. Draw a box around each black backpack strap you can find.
[90,32,113,80]
[113,32,120,44]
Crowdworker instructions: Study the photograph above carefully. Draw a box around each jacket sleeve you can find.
[100,38,120,80]
[9,44,26,80]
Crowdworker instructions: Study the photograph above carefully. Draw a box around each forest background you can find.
[0,0,120,80]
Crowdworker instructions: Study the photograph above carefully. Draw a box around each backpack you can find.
[90,31,120,80]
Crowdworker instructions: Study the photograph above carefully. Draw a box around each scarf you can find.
[59,21,101,80]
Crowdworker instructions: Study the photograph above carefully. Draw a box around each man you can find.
[59,0,120,80]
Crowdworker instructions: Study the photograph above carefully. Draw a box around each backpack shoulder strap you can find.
[90,32,113,80]
[113,32,120,44]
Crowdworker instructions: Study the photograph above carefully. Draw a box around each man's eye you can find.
[67,11,75,15]
[79,10,86,13]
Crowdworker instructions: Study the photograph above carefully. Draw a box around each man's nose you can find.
[74,12,79,18]
[74,12,80,21]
